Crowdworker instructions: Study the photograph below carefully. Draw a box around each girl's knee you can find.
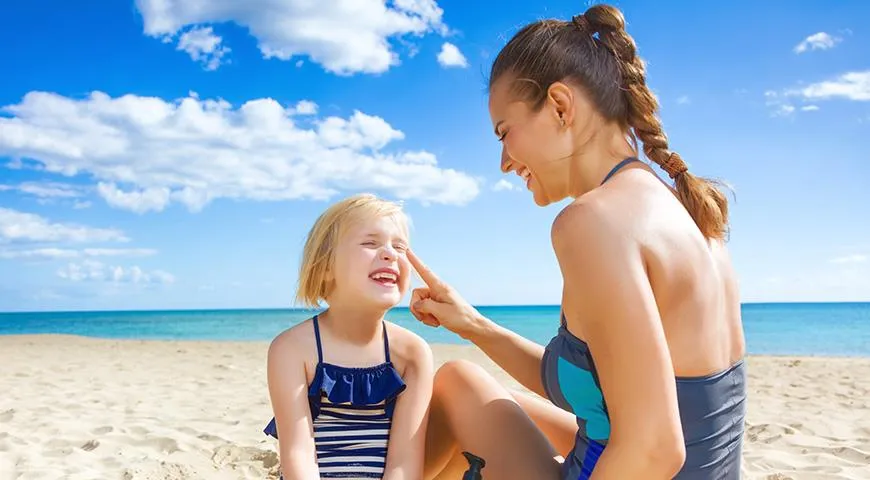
[434,359,487,389]
[433,359,506,405]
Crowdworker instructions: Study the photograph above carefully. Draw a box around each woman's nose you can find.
[500,146,513,173]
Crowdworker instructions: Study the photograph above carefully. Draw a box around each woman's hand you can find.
[407,249,552,397]
[406,249,486,340]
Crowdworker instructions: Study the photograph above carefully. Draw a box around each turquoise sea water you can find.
[1,303,869,356]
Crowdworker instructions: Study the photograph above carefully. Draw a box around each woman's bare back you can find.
[603,165,745,377]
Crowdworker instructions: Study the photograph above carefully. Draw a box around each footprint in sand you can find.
[81,439,100,451]
[746,423,797,444]
[197,433,225,442]
[148,437,181,454]
[813,445,870,464]
[126,434,182,454]
[127,426,149,436]
[91,426,113,435]
[211,444,279,469]
[0,409,14,423]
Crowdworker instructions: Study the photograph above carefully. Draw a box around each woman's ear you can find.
[546,81,576,127]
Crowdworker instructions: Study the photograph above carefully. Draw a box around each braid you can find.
[582,7,685,179]
[583,5,730,239]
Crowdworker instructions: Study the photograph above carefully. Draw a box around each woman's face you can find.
[489,77,609,206]
[488,79,572,206]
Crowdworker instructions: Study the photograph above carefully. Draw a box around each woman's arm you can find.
[266,332,321,480]
[464,316,548,398]
[407,250,548,398]
[551,203,686,479]
[382,331,434,480]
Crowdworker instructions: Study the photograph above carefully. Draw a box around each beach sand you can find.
[1,335,868,480]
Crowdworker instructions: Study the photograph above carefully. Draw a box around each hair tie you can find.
[662,152,688,179]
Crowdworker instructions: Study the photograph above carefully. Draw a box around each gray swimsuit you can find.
[542,319,747,479]
[540,158,748,479]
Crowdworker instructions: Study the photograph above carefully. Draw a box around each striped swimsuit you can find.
[264,314,407,479]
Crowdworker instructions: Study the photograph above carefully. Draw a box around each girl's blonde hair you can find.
[296,193,409,308]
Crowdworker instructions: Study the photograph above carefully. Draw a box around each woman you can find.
[414,4,747,480]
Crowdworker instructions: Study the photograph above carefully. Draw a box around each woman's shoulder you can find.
[551,196,635,257]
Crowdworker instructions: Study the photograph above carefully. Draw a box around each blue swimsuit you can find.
[264,314,407,479]
[540,158,747,479]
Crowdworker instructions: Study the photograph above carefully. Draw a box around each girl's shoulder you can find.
[268,316,317,361]
[384,321,432,368]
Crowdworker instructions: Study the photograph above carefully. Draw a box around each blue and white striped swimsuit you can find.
[264,314,407,479]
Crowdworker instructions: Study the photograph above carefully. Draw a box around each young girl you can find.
[264,193,434,480]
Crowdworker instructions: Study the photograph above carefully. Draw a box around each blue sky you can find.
[1,0,868,312]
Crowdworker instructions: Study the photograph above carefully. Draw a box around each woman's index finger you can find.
[406,249,444,289]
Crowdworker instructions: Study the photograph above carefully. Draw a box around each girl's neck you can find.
[319,301,388,345]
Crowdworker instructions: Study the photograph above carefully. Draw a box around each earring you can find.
[559,116,565,127]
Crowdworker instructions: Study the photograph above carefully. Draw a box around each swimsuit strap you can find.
[314,314,391,363]
[382,322,391,363]
[600,157,640,185]
[312,314,324,364]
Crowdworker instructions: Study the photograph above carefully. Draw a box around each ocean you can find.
[1,303,869,357]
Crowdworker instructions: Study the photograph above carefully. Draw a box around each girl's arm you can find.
[552,203,686,479]
[382,331,434,480]
[266,332,321,480]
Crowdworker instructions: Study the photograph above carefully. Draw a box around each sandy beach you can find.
[1,335,868,480]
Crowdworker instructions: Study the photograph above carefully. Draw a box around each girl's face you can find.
[329,214,411,309]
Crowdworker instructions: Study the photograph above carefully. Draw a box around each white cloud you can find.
[794,32,842,54]
[0,91,480,213]
[292,100,318,116]
[97,182,172,214]
[775,104,795,116]
[764,91,796,117]
[791,71,870,102]
[766,71,869,116]
[492,179,518,192]
[831,254,867,264]
[0,181,85,199]
[57,260,174,285]
[0,208,127,243]
[134,0,449,75]
[175,26,230,71]
[437,42,468,68]
[676,95,690,105]
[0,248,157,260]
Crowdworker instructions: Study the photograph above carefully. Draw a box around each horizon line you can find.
[2,300,869,315]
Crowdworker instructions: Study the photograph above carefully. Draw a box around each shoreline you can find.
[3,333,870,359]
[2,335,869,479]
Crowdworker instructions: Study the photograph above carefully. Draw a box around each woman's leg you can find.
[510,391,579,458]
[423,359,569,480]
